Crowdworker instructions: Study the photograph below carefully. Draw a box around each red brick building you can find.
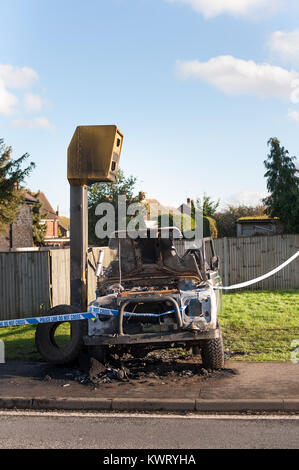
[38,192,70,246]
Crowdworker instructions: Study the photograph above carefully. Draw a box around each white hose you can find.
[214,251,299,290]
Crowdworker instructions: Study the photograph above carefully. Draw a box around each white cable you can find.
[214,251,299,290]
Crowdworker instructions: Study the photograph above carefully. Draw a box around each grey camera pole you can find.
[70,185,88,311]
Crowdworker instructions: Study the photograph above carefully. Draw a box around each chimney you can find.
[56,205,59,216]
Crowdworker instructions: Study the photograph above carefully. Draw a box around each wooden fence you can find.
[175,234,299,290]
[0,247,112,320]
[213,234,299,290]
[0,235,298,320]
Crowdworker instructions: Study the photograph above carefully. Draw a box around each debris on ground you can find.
[64,349,237,387]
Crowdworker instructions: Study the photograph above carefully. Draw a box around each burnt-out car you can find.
[85,228,224,369]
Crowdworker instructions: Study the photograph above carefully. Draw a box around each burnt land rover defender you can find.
[86,228,224,369]
[36,228,224,369]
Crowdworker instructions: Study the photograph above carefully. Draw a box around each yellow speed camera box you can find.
[68,125,123,185]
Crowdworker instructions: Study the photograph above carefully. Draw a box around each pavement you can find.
[0,360,298,412]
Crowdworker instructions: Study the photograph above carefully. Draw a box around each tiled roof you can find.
[38,192,59,220]
[58,217,70,231]
[21,190,39,204]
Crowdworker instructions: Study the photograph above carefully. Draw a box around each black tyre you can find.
[201,334,224,370]
[35,305,88,365]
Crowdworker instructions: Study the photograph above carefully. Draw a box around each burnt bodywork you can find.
[84,231,222,350]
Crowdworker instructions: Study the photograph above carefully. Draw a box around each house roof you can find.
[38,192,59,220]
[237,216,280,224]
[143,198,181,216]
[58,217,70,231]
[21,190,39,204]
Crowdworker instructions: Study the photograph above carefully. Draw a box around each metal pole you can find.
[70,185,88,311]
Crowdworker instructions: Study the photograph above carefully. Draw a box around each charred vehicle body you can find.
[36,228,224,369]
[86,229,224,369]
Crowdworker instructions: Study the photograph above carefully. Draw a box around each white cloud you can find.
[0,65,38,89]
[24,93,44,112]
[226,191,267,207]
[287,109,299,122]
[0,64,39,116]
[12,116,55,131]
[0,79,18,114]
[166,0,278,18]
[177,55,299,101]
[268,30,299,64]
[0,64,53,129]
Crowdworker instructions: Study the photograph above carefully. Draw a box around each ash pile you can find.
[74,349,227,387]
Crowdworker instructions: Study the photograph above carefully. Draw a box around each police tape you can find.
[88,306,175,318]
[0,307,175,329]
[214,251,299,291]
[0,312,97,329]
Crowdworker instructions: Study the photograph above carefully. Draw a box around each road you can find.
[0,411,298,449]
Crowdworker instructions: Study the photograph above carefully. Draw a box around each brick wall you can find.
[0,205,33,249]
[11,205,33,247]
[44,219,59,238]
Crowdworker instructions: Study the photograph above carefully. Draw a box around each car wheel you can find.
[201,334,224,370]
[35,305,88,365]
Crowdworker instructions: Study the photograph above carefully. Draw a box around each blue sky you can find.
[1,0,299,215]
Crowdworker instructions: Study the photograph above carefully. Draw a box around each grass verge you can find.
[220,290,299,361]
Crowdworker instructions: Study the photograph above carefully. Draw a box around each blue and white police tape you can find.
[0,312,97,329]
[88,305,176,318]
[0,307,176,329]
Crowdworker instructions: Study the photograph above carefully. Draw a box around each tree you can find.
[0,139,35,233]
[88,169,142,245]
[194,194,220,217]
[157,211,218,239]
[263,138,299,233]
[214,204,266,238]
[31,191,47,246]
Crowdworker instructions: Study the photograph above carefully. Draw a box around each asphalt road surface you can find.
[0,411,298,449]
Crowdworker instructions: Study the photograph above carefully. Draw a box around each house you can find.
[37,192,70,246]
[236,216,284,237]
[0,190,70,249]
[139,192,182,220]
[58,216,70,238]
[0,191,37,249]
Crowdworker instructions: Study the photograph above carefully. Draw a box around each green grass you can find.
[0,323,70,361]
[221,290,299,361]
[0,290,298,362]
